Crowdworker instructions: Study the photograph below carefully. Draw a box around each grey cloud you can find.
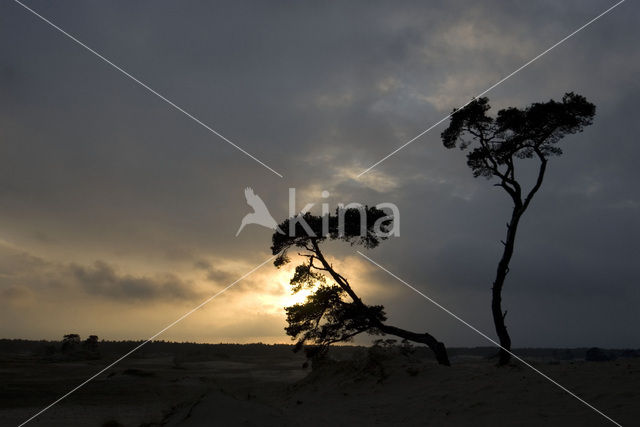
[68,261,200,302]
[0,243,201,303]
[193,259,238,285]
[1,285,33,302]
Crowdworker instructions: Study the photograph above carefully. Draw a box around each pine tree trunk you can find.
[492,208,522,365]
[377,323,450,366]
[310,239,450,366]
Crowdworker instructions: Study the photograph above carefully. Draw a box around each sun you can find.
[276,265,319,308]
[280,286,316,308]
[254,267,320,315]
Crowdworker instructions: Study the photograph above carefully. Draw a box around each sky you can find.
[1,0,638,348]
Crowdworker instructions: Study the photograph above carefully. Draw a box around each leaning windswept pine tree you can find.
[271,207,451,366]
[441,92,596,365]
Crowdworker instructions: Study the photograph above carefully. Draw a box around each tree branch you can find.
[311,239,364,306]
[522,149,548,211]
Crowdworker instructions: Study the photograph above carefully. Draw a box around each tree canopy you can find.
[442,92,595,206]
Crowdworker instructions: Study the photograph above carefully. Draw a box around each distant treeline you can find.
[0,338,637,362]
[0,338,307,361]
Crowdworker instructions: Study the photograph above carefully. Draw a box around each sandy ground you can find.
[1,350,638,426]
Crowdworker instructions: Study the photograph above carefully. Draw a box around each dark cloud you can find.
[193,258,238,285]
[1,285,33,302]
[0,242,201,303]
[68,261,199,302]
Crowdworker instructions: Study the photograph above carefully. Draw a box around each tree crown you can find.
[271,206,393,268]
[441,92,595,179]
[271,207,394,353]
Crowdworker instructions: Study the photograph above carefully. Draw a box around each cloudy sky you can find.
[1,0,638,348]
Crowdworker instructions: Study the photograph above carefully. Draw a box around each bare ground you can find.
[1,347,638,427]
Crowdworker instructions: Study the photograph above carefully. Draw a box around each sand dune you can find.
[2,344,638,426]
[163,356,639,427]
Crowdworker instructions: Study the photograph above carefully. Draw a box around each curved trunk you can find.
[310,239,450,366]
[376,323,450,366]
[492,208,522,365]
[492,157,546,366]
